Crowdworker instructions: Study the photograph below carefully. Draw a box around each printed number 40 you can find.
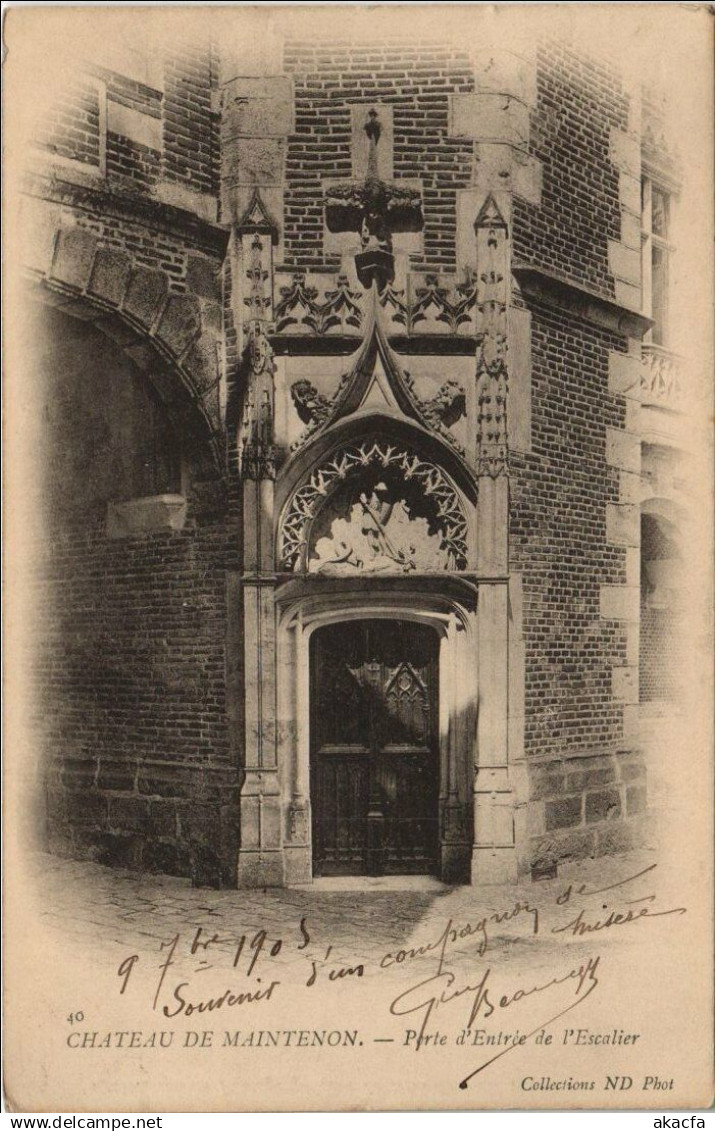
[67,1012,84,1025]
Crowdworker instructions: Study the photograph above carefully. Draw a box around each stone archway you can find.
[237,398,518,888]
[17,236,235,887]
[24,226,225,470]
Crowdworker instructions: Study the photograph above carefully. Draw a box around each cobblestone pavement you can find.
[29,847,659,986]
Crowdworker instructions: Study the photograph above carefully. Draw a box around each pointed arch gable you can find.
[327,305,423,424]
[285,288,468,461]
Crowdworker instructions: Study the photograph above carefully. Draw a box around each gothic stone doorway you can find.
[310,619,440,876]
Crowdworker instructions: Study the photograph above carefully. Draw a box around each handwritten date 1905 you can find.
[117,918,312,1007]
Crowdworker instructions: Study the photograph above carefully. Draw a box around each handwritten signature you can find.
[384,863,685,1086]
[389,952,601,1045]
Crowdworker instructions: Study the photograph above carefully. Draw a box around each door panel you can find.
[311,620,439,876]
[313,756,370,875]
[379,755,439,873]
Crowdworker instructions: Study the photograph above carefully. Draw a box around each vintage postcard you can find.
[3,2,714,1113]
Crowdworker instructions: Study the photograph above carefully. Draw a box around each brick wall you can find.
[33,519,236,885]
[103,70,163,195]
[162,42,220,198]
[282,41,474,272]
[35,79,102,168]
[35,45,220,208]
[510,305,629,756]
[24,295,234,885]
[640,605,679,702]
[514,42,629,298]
[106,133,161,193]
[97,67,163,118]
[30,36,224,290]
[66,209,221,294]
[26,36,229,881]
[509,302,647,860]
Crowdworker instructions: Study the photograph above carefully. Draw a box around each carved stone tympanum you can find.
[309,483,451,574]
[279,441,469,572]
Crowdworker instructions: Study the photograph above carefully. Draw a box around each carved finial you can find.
[236,187,280,243]
[244,234,271,322]
[475,196,509,477]
[474,193,508,235]
[324,106,422,292]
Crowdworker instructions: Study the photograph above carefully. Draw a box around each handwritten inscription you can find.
[108,862,686,1088]
[380,900,539,968]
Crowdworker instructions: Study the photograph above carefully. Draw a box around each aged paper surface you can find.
[3,2,714,1113]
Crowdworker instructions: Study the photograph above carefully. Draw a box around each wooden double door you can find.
[310,619,440,876]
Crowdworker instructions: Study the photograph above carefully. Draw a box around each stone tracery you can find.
[279,441,470,571]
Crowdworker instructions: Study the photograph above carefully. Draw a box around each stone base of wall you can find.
[43,749,651,888]
[44,763,240,888]
[527,747,650,871]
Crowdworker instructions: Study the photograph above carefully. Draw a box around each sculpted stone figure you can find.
[421,379,467,430]
[290,380,332,427]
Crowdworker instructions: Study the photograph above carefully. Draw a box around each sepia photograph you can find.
[3,2,714,1114]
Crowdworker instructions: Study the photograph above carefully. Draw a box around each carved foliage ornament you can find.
[474,196,509,477]
[377,273,478,334]
[275,274,363,336]
[279,442,469,572]
[244,234,271,322]
[274,271,479,339]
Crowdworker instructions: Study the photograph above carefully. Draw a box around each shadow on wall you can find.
[24,299,235,889]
